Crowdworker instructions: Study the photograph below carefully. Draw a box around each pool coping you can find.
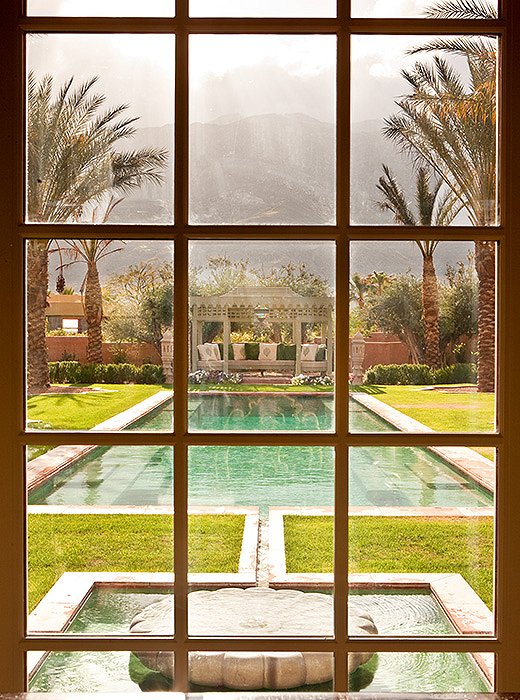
[350,392,495,494]
[26,390,173,493]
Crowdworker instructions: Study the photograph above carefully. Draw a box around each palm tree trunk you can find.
[26,241,50,393]
[84,261,104,364]
[422,253,442,369]
[475,240,495,392]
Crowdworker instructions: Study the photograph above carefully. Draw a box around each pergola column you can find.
[326,307,333,376]
[294,320,302,375]
[191,304,199,372]
[223,310,230,373]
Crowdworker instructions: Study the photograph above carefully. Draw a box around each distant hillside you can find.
[107,114,423,226]
[48,113,474,290]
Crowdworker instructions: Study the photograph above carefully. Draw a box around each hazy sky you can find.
[27,32,442,127]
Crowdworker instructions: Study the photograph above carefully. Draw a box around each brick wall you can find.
[349,332,411,370]
[46,336,161,365]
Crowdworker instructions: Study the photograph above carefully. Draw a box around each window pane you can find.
[188,651,335,691]
[189,240,335,431]
[347,652,493,693]
[189,35,336,225]
[26,34,174,224]
[26,239,173,432]
[28,650,175,691]
[350,35,498,226]
[346,446,494,637]
[188,446,334,635]
[190,0,335,17]
[349,241,496,433]
[351,0,497,18]
[28,0,174,16]
[27,447,174,636]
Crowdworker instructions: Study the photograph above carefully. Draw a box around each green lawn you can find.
[284,515,494,609]
[27,384,168,431]
[355,385,495,459]
[28,513,244,612]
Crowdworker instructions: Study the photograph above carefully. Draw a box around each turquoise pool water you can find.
[28,395,493,509]
[29,587,488,692]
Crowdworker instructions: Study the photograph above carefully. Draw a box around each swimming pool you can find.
[28,587,489,693]
[28,395,493,509]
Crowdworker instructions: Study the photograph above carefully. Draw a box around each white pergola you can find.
[190,286,334,375]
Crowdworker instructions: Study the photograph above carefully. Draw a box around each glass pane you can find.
[190,0,335,17]
[27,447,174,635]
[26,34,174,224]
[347,651,493,693]
[26,239,173,431]
[27,0,174,15]
[350,35,498,226]
[351,0,497,18]
[28,650,175,692]
[188,651,334,691]
[189,35,336,225]
[188,446,334,635]
[346,446,494,636]
[188,240,335,431]
[349,241,496,432]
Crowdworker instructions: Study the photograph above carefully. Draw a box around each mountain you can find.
[47,113,474,289]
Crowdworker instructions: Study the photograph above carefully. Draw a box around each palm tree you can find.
[376,164,461,369]
[26,73,167,392]
[383,0,497,391]
[349,273,373,309]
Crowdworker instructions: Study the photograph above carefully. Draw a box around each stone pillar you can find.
[223,313,230,373]
[326,308,333,377]
[161,329,174,384]
[350,331,366,385]
[294,321,302,375]
[191,304,199,372]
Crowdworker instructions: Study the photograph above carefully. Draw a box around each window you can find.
[1,0,520,693]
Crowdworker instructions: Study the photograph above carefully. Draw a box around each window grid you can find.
[3,0,516,692]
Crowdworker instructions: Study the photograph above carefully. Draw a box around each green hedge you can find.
[49,361,165,385]
[364,363,477,385]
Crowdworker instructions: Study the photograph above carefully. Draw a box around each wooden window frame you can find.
[1,0,520,692]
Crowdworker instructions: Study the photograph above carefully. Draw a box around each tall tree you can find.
[26,73,167,391]
[376,164,461,368]
[384,0,497,390]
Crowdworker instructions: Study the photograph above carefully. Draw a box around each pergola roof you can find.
[190,286,334,323]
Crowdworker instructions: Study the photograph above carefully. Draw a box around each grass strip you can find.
[284,515,493,609]
[28,513,244,612]
[27,384,168,431]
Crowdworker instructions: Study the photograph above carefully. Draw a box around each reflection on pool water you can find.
[29,587,489,693]
[28,395,492,509]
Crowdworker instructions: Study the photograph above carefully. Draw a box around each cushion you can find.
[217,343,233,360]
[277,344,296,360]
[315,345,326,362]
[197,343,221,361]
[301,343,318,361]
[232,343,246,361]
[245,342,260,360]
[259,343,277,361]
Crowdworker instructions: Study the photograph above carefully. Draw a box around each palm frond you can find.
[423,0,497,20]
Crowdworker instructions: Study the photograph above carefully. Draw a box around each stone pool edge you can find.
[26,390,173,492]
[350,393,495,494]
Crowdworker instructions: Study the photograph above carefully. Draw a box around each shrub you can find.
[364,362,477,385]
[188,369,243,386]
[432,363,477,384]
[291,374,333,386]
[48,361,164,385]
